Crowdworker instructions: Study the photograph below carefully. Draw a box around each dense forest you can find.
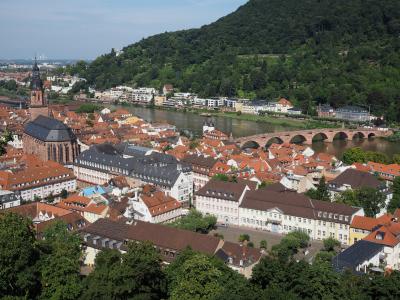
[66,0,400,121]
[2,212,400,300]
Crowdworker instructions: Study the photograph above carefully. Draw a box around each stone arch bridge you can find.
[236,128,392,149]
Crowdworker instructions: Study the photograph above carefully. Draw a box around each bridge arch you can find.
[333,131,349,141]
[312,132,329,142]
[265,137,284,148]
[241,140,260,149]
[352,132,365,140]
[290,135,307,144]
[368,132,376,139]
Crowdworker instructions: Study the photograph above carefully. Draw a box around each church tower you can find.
[29,58,48,120]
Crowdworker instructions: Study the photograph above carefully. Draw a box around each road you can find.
[210,225,324,262]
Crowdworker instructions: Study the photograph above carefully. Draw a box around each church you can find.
[22,59,80,165]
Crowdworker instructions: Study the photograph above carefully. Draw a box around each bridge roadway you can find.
[235,128,392,148]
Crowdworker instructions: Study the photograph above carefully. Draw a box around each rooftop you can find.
[24,115,76,142]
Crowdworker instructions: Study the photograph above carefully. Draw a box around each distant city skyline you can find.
[0,0,247,60]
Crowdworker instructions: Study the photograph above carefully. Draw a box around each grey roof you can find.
[332,240,383,273]
[329,169,382,190]
[336,106,368,113]
[75,143,191,187]
[240,189,359,223]
[116,142,152,157]
[0,190,21,205]
[24,115,76,142]
[196,179,254,202]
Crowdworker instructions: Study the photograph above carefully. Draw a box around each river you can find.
[114,105,400,159]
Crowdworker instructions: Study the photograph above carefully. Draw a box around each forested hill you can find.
[70,0,400,121]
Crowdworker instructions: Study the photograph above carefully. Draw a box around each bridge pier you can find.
[237,128,392,149]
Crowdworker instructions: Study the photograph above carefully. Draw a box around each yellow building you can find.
[123,116,141,125]
[235,101,243,112]
[349,214,392,245]
[154,95,166,106]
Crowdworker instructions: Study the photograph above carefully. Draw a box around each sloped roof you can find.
[81,218,221,255]
[24,115,76,142]
[329,168,381,189]
[196,179,254,202]
[333,240,383,272]
[351,214,392,231]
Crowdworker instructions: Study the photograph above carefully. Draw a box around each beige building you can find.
[154,95,166,106]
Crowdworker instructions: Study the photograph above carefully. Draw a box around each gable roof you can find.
[240,189,359,223]
[333,240,384,272]
[81,218,221,255]
[351,214,393,231]
[24,115,76,142]
[329,168,381,189]
[196,179,254,202]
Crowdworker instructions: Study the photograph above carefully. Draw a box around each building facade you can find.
[74,143,193,206]
[0,160,76,202]
[238,189,363,245]
[196,180,255,225]
[23,115,80,165]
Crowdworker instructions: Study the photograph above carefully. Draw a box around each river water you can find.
[115,106,400,159]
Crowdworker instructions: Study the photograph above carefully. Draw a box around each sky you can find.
[0,0,247,60]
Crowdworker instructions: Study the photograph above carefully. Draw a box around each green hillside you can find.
[69,0,400,121]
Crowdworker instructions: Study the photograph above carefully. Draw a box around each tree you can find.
[167,249,256,300]
[81,249,122,300]
[60,189,68,199]
[39,221,82,300]
[271,231,310,263]
[212,174,229,181]
[76,103,101,114]
[0,130,13,156]
[342,147,367,165]
[170,209,216,233]
[84,242,166,300]
[335,189,358,206]
[357,187,385,217]
[322,237,340,252]
[337,187,385,217]
[238,234,250,243]
[388,176,400,213]
[169,253,224,300]
[260,240,267,249]
[315,176,330,201]
[306,176,330,201]
[393,154,400,164]
[0,213,40,298]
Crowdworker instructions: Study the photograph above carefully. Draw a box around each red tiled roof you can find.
[351,214,392,231]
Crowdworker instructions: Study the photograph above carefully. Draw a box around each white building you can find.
[195,179,256,225]
[125,187,182,223]
[8,133,23,149]
[181,154,217,192]
[130,87,156,104]
[0,190,21,209]
[0,164,76,202]
[74,144,194,206]
[238,187,363,245]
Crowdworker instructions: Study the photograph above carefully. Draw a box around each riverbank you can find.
[203,111,340,130]
[116,102,340,130]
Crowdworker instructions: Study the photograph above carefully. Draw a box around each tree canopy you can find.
[67,0,400,122]
[169,209,217,233]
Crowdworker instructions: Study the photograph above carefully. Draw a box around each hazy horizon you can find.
[0,0,247,60]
